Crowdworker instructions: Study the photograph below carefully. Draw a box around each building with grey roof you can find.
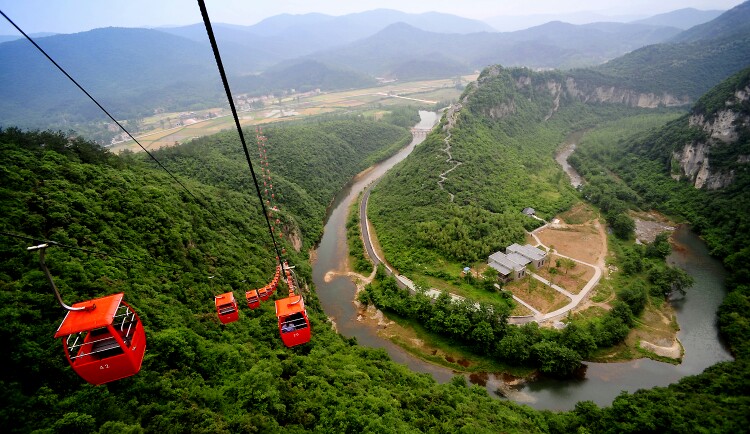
[506,243,548,268]
[487,243,548,282]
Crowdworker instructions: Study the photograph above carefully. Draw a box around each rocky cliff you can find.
[671,82,750,189]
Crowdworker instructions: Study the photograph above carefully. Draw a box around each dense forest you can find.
[2,75,750,432]
[148,116,411,249]
[3,3,750,429]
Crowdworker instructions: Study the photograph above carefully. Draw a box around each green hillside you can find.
[150,118,411,247]
[368,66,644,272]
[1,91,750,433]
[589,1,750,100]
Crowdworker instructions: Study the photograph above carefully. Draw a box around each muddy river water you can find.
[312,115,732,410]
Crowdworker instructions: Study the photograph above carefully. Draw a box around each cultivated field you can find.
[110,75,476,153]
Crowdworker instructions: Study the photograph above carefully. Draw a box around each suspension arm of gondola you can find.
[27,244,87,312]
[197,0,285,273]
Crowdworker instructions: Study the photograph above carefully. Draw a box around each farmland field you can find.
[111,74,476,153]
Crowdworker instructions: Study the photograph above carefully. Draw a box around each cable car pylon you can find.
[199,0,312,347]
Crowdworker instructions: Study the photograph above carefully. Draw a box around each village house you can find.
[506,243,548,268]
[488,251,526,281]
[487,243,548,282]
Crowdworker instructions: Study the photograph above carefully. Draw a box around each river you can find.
[312,115,733,411]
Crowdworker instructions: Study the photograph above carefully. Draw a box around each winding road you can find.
[357,123,604,324]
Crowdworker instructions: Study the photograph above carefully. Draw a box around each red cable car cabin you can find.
[54,293,146,385]
[275,295,311,347]
[245,289,260,309]
[257,286,271,301]
[215,292,239,324]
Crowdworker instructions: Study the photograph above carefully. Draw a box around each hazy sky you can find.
[0,0,744,35]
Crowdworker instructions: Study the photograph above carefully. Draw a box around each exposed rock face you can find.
[563,77,690,108]
[487,101,517,119]
[672,84,750,190]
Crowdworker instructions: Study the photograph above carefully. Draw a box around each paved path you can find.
[528,223,604,321]
[358,121,604,324]
[437,104,462,202]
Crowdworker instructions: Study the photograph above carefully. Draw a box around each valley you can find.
[1,1,749,432]
[110,75,474,153]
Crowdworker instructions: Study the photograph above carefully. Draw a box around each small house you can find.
[522,207,536,216]
[488,251,526,282]
[506,243,548,268]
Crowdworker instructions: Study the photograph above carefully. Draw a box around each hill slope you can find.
[632,7,724,29]
[671,0,750,42]
[592,1,750,100]
[314,20,680,79]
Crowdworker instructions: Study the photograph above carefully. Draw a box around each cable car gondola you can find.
[257,286,271,301]
[55,293,147,385]
[214,292,239,324]
[275,264,311,347]
[245,289,260,309]
[275,295,311,347]
[29,243,146,385]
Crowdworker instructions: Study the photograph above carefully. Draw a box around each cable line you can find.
[0,230,136,262]
[197,0,284,265]
[0,9,226,229]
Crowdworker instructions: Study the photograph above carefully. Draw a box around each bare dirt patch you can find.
[535,254,595,295]
[504,276,570,314]
[536,221,605,266]
[558,203,597,225]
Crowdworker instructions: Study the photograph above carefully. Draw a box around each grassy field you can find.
[111,75,476,153]
[504,275,571,314]
[376,310,534,377]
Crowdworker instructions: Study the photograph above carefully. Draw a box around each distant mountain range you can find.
[631,8,724,29]
[590,1,750,99]
[157,9,495,64]
[0,4,748,133]
[485,7,723,32]
[310,20,681,79]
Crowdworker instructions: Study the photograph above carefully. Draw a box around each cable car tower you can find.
[199,0,312,347]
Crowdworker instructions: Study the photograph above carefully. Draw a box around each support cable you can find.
[0,9,224,226]
[197,0,284,266]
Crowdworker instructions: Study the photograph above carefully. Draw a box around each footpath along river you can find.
[312,116,733,410]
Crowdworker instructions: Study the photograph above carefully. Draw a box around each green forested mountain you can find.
[569,67,750,325]
[590,1,750,100]
[149,118,410,248]
[0,124,555,433]
[2,77,750,434]
[313,20,681,79]
[0,29,373,131]
[631,7,724,29]
[670,1,750,42]
[0,28,224,127]
[368,65,647,270]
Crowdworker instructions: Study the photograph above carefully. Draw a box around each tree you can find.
[618,281,648,316]
[531,341,582,377]
[610,213,635,239]
[560,258,577,275]
[648,265,694,298]
[560,323,597,359]
[645,232,672,258]
[482,267,499,290]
